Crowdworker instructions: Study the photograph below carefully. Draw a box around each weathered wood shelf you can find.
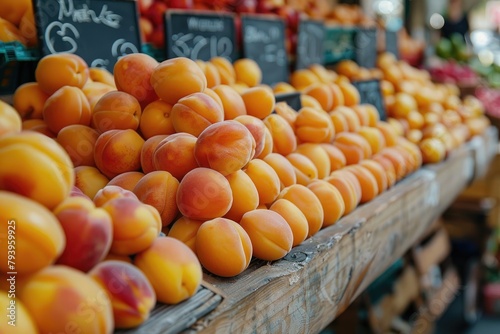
[119,128,498,334]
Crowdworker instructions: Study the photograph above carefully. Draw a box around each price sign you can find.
[296,19,325,70]
[385,30,399,59]
[323,26,356,64]
[34,0,141,71]
[354,27,377,68]
[352,79,386,120]
[165,11,236,62]
[241,15,288,86]
[275,92,302,111]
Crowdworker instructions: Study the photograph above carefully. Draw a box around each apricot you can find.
[278,184,324,238]
[57,124,99,167]
[134,236,202,304]
[295,107,335,143]
[329,109,350,134]
[360,159,388,193]
[307,179,345,227]
[391,92,417,118]
[18,7,37,46]
[0,191,65,275]
[0,99,21,136]
[244,159,281,205]
[304,83,333,111]
[336,60,359,78]
[94,129,145,179]
[93,185,138,207]
[92,91,142,133]
[107,171,145,191]
[54,196,113,272]
[319,143,346,172]
[153,133,197,179]
[357,126,386,155]
[240,86,276,120]
[141,134,168,174]
[273,82,296,94]
[301,94,324,110]
[89,260,156,328]
[419,138,446,164]
[43,86,91,133]
[264,114,297,156]
[114,53,158,106]
[338,81,360,106]
[325,171,360,215]
[212,84,247,120]
[233,115,267,157]
[335,106,361,132]
[168,216,205,253]
[221,169,259,221]
[73,166,109,199]
[151,57,206,104]
[196,60,221,88]
[0,292,38,334]
[269,199,308,246]
[83,81,116,109]
[335,132,372,159]
[378,147,408,180]
[13,82,49,120]
[89,67,116,87]
[274,101,298,129]
[290,69,318,90]
[345,165,379,203]
[139,100,175,139]
[0,131,74,209]
[372,154,397,188]
[210,57,236,85]
[0,0,31,26]
[0,17,26,44]
[351,104,371,126]
[177,167,233,220]
[35,53,89,95]
[133,171,180,227]
[328,82,345,109]
[255,126,274,159]
[294,143,331,179]
[195,217,252,277]
[286,152,318,185]
[263,153,297,189]
[375,121,399,146]
[171,92,224,136]
[234,58,262,87]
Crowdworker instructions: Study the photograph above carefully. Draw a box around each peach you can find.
[269,199,308,246]
[0,191,65,275]
[241,85,275,120]
[307,179,345,227]
[19,265,113,334]
[239,209,293,261]
[133,171,180,227]
[196,60,221,88]
[89,260,156,328]
[35,53,89,95]
[92,91,142,133]
[53,196,113,272]
[171,92,224,136]
[152,133,197,180]
[224,169,260,222]
[0,99,21,136]
[234,58,262,87]
[295,107,335,143]
[274,101,298,129]
[74,166,110,199]
[195,217,252,277]
[139,100,175,139]
[255,126,274,159]
[176,167,233,220]
[244,159,281,205]
[0,131,74,209]
[0,292,38,334]
[304,83,333,111]
[213,84,247,120]
[326,170,361,215]
[114,53,158,107]
[107,171,145,191]
[151,57,207,104]
[345,165,379,203]
[319,143,346,172]
[264,114,297,156]
[263,152,297,189]
[89,67,116,87]
[295,143,331,179]
[168,216,205,253]
[141,134,168,174]
[357,126,386,155]
[210,57,236,85]
[234,115,267,157]
[286,152,319,185]
[102,197,161,255]
[43,86,91,133]
[57,124,99,167]
[360,159,388,193]
[13,82,49,120]
[93,185,138,207]
[278,184,324,238]
[94,129,145,179]
[134,236,202,304]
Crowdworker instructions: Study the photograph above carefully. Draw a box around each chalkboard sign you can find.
[165,11,237,62]
[275,92,302,111]
[385,30,399,59]
[323,26,356,64]
[241,15,288,86]
[352,79,386,120]
[354,27,377,68]
[33,0,141,71]
[296,19,325,70]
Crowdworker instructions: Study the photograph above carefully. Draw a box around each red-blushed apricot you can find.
[234,58,262,87]
[107,171,145,191]
[94,129,145,179]
[263,152,297,189]
[255,126,274,159]
[319,143,346,172]
[329,109,350,134]
[212,84,247,120]
[304,82,333,111]
[0,99,21,136]
[196,60,221,88]
[177,167,233,220]
[0,292,38,334]
[264,113,297,156]
[244,159,281,205]
[377,147,408,181]
[277,184,324,238]
[0,131,74,209]
[74,165,110,200]
[326,170,361,215]
[195,217,252,277]
[210,57,236,85]
[269,199,308,246]
[93,185,138,207]
[224,169,259,222]
[13,82,49,120]
[295,107,335,143]
[375,121,399,147]
[43,86,91,133]
[372,154,397,188]
[19,265,113,334]
[241,85,275,120]
[274,101,298,130]
[114,53,158,107]
[151,57,207,105]
[133,171,180,227]
[139,100,176,139]
[307,179,345,227]
[234,115,267,157]
[357,126,386,155]
[35,53,90,95]
[134,236,202,304]
[171,92,224,136]
[153,133,197,179]
[0,191,65,275]
[290,68,318,90]
[141,134,168,174]
[168,216,205,253]
[53,196,113,272]
[295,143,332,179]
[360,159,388,193]
[344,165,379,204]
[286,153,319,185]
[239,209,293,261]
[92,91,142,133]
[57,124,99,167]
[70,184,92,200]
[195,120,255,175]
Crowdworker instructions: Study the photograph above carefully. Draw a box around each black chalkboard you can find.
[323,26,356,64]
[352,79,386,120]
[385,30,399,59]
[354,27,377,68]
[165,11,237,62]
[275,92,302,111]
[241,15,288,86]
[33,0,141,71]
[295,19,325,70]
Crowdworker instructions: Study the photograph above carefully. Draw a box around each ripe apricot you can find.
[74,166,109,199]
[0,292,38,333]
[307,179,345,227]
[263,153,297,189]
[325,171,360,215]
[345,165,379,203]
[234,58,262,87]
[107,171,145,191]
[273,82,296,94]
[13,82,49,120]
[224,170,260,222]
[335,106,361,132]
[319,143,346,172]
[360,159,388,193]
[168,216,205,253]
[0,17,26,44]
[89,67,115,87]
[241,85,275,120]
[210,57,236,85]
[255,127,274,159]
[371,154,397,188]
[419,138,446,164]
[93,185,138,207]
[234,115,267,157]
[301,94,324,110]
[92,91,142,133]
[295,143,331,179]
[290,69,318,90]
[0,99,21,136]
[212,84,247,120]
[375,121,399,146]
[139,100,176,139]
[196,60,221,88]
[274,101,298,129]
[43,86,91,133]
[338,81,360,106]
[286,153,319,185]
[0,0,31,26]
[244,159,281,205]
[35,53,89,95]
[57,124,98,167]
[141,134,168,174]
[304,83,333,112]
[295,107,335,143]
[329,109,350,134]
[378,147,408,181]
[264,114,297,156]
[269,199,308,246]
[357,126,386,155]
[335,132,372,159]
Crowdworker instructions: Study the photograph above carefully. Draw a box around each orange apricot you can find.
[286,153,319,185]
[0,99,21,136]
[371,154,397,188]
[43,86,91,133]
[213,84,247,120]
[359,159,388,193]
[325,171,360,215]
[92,91,142,133]
[304,83,333,112]
[375,121,399,146]
[329,109,350,134]
[210,57,236,85]
[307,179,345,227]
[357,126,386,155]
[241,85,275,120]
[234,58,262,87]
[263,114,297,156]
[263,152,297,189]
[224,170,259,222]
[140,134,168,174]
[56,124,99,167]
[107,171,145,191]
[255,126,274,159]
[295,143,331,179]
[244,159,281,205]
[319,143,346,172]
[290,69,318,90]
[168,216,205,254]
[335,106,361,132]
[196,60,221,88]
[89,67,115,87]
[338,81,360,106]
[335,132,372,159]
[273,82,296,94]
[345,165,379,203]
[139,100,175,139]
[419,138,446,164]
[35,53,89,95]
[294,107,335,143]
[13,82,49,120]
[377,147,407,180]
[274,101,298,129]
[234,115,266,157]
[269,199,308,246]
